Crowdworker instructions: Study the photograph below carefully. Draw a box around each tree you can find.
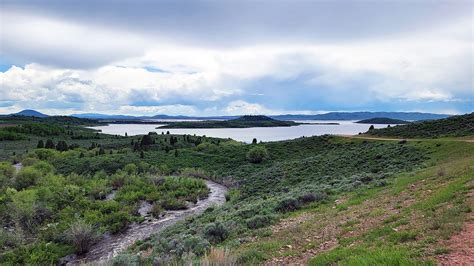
[166,131,170,135]
[140,135,153,146]
[79,152,85,158]
[252,138,257,144]
[131,139,134,145]
[174,149,179,157]
[140,150,144,159]
[369,125,375,130]
[56,140,68,151]
[36,140,44,149]
[125,132,128,137]
[98,148,105,155]
[246,146,269,163]
[45,139,55,149]
[133,142,140,151]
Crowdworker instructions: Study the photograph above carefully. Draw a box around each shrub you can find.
[183,235,211,256]
[15,166,42,189]
[105,211,131,234]
[161,198,187,210]
[203,222,229,244]
[66,220,99,254]
[123,163,137,175]
[246,214,275,229]
[151,204,163,218]
[298,192,328,204]
[275,197,301,213]
[112,253,140,266]
[246,146,269,163]
[237,249,266,264]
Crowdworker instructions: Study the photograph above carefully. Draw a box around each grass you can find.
[309,246,435,266]
[234,138,473,264]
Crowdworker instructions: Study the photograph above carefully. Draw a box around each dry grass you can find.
[200,248,237,266]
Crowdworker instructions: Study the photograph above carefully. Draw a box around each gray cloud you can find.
[3,0,471,46]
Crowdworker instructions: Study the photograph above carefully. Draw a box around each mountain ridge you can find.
[6,109,451,121]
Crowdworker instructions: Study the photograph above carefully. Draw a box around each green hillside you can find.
[0,115,472,265]
[157,115,300,128]
[356,117,410,124]
[366,113,474,138]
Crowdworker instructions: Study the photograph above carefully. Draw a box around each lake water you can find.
[89,121,391,143]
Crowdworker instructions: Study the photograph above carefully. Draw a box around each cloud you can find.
[0,2,472,115]
[0,11,150,68]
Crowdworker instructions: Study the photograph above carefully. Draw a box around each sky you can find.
[0,0,473,116]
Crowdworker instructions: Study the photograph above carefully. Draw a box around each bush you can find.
[66,220,99,254]
[246,146,269,163]
[123,163,137,175]
[246,214,275,229]
[105,211,131,234]
[15,167,42,189]
[112,253,140,266]
[203,222,229,244]
[275,197,300,213]
[161,198,187,210]
[237,249,266,264]
[183,235,211,256]
[298,192,328,204]
[151,203,163,218]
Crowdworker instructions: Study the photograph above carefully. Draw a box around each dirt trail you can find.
[437,190,474,266]
[64,180,227,265]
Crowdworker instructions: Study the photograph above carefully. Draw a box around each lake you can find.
[88,121,392,143]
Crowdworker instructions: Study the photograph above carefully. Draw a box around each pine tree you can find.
[56,140,68,151]
[37,140,44,149]
[369,125,375,130]
[252,138,257,144]
[45,139,55,149]
[141,135,153,146]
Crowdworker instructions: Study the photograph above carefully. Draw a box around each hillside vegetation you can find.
[367,112,474,138]
[356,117,409,124]
[0,114,472,265]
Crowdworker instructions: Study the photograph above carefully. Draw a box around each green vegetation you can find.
[367,112,474,138]
[356,117,410,124]
[0,159,208,264]
[0,114,472,265]
[157,115,300,128]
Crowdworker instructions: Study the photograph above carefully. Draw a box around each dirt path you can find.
[64,180,227,265]
[437,190,474,266]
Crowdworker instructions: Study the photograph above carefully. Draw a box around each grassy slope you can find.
[235,139,473,265]
[366,112,474,138]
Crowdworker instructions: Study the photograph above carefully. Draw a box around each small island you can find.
[356,117,410,124]
[157,115,302,128]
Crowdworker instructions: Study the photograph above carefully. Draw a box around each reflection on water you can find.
[88,120,392,143]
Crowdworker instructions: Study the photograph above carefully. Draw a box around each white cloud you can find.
[0,9,472,115]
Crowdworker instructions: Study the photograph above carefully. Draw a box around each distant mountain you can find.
[12,109,49,118]
[22,111,450,121]
[302,112,449,121]
[356,117,410,124]
[71,113,141,120]
[233,115,275,122]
